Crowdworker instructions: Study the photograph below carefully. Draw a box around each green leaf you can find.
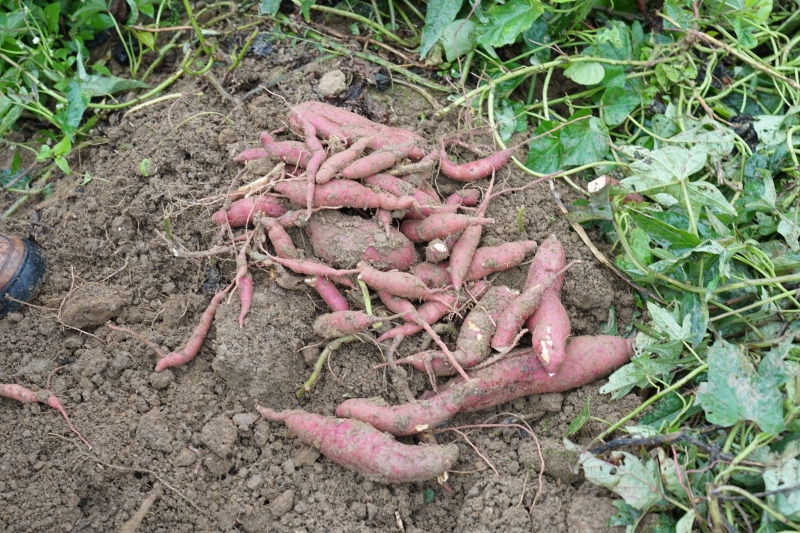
[74,74,149,96]
[525,120,562,173]
[566,395,591,437]
[43,3,61,33]
[763,458,800,520]
[561,111,610,166]
[54,155,70,175]
[648,302,691,342]
[299,0,315,21]
[640,393,697,429]
[675,510,696,533]
[682,291,708,348]
[140,158,152,177]
[579,450,664,510]
[696,339,788,433]
[54,81,89,138]
[476,0,543,56]
[0,95,23,137]
[521,17,551,64]
[419,0,462,59]
[259,0,281,15]
[686,181,737,216]
[563,61,605,86]
[600,86,639,127]
[630,210,701,250]
[53,136,71,157]
[440,19,476,63]
[600,353,678,399]
[663,0,694,30]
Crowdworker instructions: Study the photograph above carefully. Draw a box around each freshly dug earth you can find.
[0,49,638,532]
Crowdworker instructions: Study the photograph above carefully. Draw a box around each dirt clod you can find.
[61,283,130,328]
[200,416,238,458]
[136,409,173,452]
[270,489,296,518]
[318,69,348,97]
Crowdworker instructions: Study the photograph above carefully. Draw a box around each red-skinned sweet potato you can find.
[466,241,538,280]
[313,310,399,338]
[442,336,634,412]
[257,407,459,483]
[400,214,494,243]
[410,261,450,288]
[211,196,289,227]
[335,380,478,436]
[523,236,570,372]
[439,144,514,182]
[275,180,416,212]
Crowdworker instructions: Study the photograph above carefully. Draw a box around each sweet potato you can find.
[307,276,349,311]
[211,196,289,227]
[410,261,450,288]
[445,189,481,207]
[274,180,415,211]
[234,147,268,162]
[363,174,449,220]
[439,145,514,182]
[1,383,92,449]
[466,241,538,280]
[443,336,634,412]
[490,269,560,351]
[261,217,300,259]
[393,286,517,376]
[358,262,445,303]
[257,407,459,483]
[267,255,360,280]
[305,211,418,271]
[313,310,398,338]
[425,239,450,263]
[260,133,312,167]
[523,236,569,372]
[155,284,232,372]
[342,143,415,180]
[400,214,494,243]
[449,177,493,290]
[316,135,374,183]
[336,380,478,436]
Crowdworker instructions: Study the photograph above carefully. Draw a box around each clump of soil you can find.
[0,42,637,532]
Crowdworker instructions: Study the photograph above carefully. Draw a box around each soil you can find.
[0,39,640,533]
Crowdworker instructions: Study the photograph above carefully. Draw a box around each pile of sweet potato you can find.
[142,102,635,484]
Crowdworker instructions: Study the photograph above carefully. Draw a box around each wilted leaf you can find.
[696,339,788,433]
[763,457,800,520]
[580,450,664,510]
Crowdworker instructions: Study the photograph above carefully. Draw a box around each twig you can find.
[449,428,499,476]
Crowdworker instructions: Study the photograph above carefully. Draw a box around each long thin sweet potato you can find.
[211,196,289,227]
[358,262,446,303]
[449,177,493,289]
[335,380,478,436]
[316,135,374,183]
[491,269,560,351]
[257,408,459,483]
[466,241,538,281]
[439,144,514,182]
[313,311,399,338]
[274,180,415,211]
[306,276,349,311]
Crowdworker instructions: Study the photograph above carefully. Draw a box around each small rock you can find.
[149,370,173,390]
[137,410,173,452]
[174,448,198,467]
[204,455,232,476]
[246,474,263,490]
[232,413,257,430]
[253,421,270,447]
[294,445,320,467]
[201,416,238,458]
[317,70,348,97]
[270,489,295,518]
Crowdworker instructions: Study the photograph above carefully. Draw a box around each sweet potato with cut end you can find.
[257,407,459,484]
[305,211,418,271]
[523,236,570,372]
[425,239,450,263]
[400,214,494,243]
[491,269,559,351]
[336,380,478,436]
[439,145,514,182]
[274,180,415,212]
[466,241,538,281]
[211,196,289,227]
[442,336,634,412]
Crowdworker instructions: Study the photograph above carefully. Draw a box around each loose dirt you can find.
[0,43,639,532]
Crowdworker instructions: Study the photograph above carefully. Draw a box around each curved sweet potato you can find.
[305,211,418,271]
[211,196,289,227]
[336,381,478,436]
[257,408,459,483]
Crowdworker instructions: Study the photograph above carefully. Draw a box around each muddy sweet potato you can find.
[305,211,418,271]
[400,214,494,243]
[211,196,289,227]
[274,179,415,211]
[257,408,459,483]
[466,241,538,280]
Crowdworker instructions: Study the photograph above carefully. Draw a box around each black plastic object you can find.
[0,237,46,317]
